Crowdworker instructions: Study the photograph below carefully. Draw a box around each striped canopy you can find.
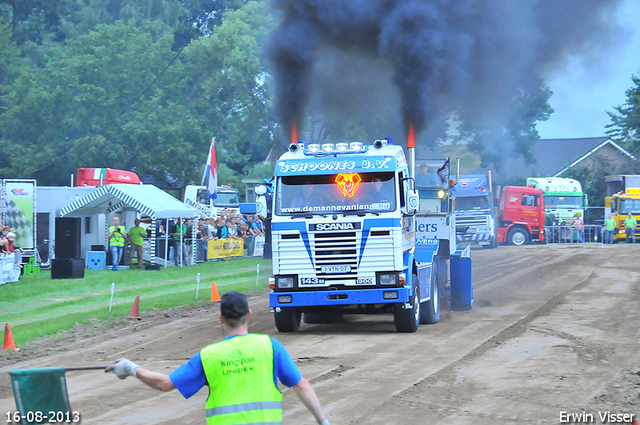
[59,184,195,219]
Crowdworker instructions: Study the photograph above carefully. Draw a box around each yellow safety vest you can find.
[109,225,125,247]
[201,334,283,425]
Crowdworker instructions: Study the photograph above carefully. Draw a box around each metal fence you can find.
[545,225,603,246]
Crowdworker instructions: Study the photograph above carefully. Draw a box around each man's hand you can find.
[105,358,140,380]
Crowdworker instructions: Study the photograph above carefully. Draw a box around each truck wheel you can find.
[420,270,440,324]
[274,308,301,332]
[394,278,420,333]
[507,227,530,246]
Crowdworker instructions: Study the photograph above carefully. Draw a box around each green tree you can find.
[607,73,640,155]
[183,0,276,175]
[0,20,206,184]
[0,20,20,110]
[561,156,639,207]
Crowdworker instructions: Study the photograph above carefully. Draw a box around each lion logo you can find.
[335,173,362,198]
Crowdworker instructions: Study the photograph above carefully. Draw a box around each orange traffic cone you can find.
[3,324,19,351]
[632,418,639,425]
[129,295,140,318]
[211,281,221,302]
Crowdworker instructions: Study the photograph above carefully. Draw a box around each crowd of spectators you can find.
[154,209,265,263]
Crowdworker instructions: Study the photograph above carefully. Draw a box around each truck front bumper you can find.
[270,287,411,308]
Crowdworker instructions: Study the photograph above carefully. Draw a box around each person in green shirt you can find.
[624,212,637,244]
[604,213,616,244]
[128,219,148,269]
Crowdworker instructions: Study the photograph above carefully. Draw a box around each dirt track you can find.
[2,244,640,424]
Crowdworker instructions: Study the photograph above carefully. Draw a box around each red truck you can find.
[76,168,141,186]
[496,186,545,245]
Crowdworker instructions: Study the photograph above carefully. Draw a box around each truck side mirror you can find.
[256,196,268,219]
[406,189,420,215]
[255,185,267,196]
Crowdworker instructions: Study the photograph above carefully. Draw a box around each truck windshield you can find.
[213,191,239,206]
[619,198,640,214]
[544,196,582,209]
[456,195,490,210]
[276,172,396,215]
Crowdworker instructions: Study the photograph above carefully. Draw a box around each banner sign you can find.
[253,235,265,257]
[3,181,35,249]
[0,253,21,284]
[207,238,244,259]
[274,156,397,176]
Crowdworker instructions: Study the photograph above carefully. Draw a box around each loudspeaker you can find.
[51,258,85,279]
[55,217,81,259]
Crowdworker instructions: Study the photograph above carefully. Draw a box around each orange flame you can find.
[291,122,298,145]
[407,123,415,149]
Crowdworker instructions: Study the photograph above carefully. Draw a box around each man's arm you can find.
[136,368,176,392]
[293,378,327,424]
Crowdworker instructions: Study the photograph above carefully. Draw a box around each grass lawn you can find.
[0,257,272,347]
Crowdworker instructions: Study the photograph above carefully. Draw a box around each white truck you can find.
[525,177,586,224]
[256,139,472,333]
[183,185,240,218]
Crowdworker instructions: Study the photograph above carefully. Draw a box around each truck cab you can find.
[452,174,496,248]
[497,186,545,245]
[260,139,448,333]
[605,175,640,242]
[183,185,240,217]
[526,177,586,224]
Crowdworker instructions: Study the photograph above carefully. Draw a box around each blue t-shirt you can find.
[169,335,302,399]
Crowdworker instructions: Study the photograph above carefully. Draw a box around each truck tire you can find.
[274,307,301,332]
[507,227,530,246]
[394,278,420,333]
[420,270,440,324]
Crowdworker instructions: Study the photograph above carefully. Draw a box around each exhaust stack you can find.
[407,124,416,179]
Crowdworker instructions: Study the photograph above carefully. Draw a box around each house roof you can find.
[501,136,634,180]
[59,184,195,218]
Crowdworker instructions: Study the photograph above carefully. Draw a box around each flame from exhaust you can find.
[291,122,298,145]
[407,123,415,149]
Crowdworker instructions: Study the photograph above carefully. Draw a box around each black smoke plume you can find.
[267,0,622,142]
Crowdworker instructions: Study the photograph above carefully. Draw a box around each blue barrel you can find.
[450,254,473,311]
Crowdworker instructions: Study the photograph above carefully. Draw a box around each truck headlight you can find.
[276,276,294,288]
[379,273,397,285]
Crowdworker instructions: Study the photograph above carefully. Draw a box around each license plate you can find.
[321,265,351,274]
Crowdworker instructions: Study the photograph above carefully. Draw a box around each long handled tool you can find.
[9,365,110,424]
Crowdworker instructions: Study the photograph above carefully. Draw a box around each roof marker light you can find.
[336,142,348,152]
[350,141,364,151]
[322,143,334,152]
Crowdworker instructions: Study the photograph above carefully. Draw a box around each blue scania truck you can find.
[255,138,471,333]
[452,173,497,249]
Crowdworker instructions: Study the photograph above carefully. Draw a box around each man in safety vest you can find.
[106,291,330,425]
[108,216,125,271]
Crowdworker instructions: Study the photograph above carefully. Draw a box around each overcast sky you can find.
[536,0,640,140]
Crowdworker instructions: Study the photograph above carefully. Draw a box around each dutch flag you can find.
[203,139,217,200]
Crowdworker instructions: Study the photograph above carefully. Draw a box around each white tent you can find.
[60,184,197,267]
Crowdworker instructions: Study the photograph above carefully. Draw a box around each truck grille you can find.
[455,215,489,227]
[312,231,358,281]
